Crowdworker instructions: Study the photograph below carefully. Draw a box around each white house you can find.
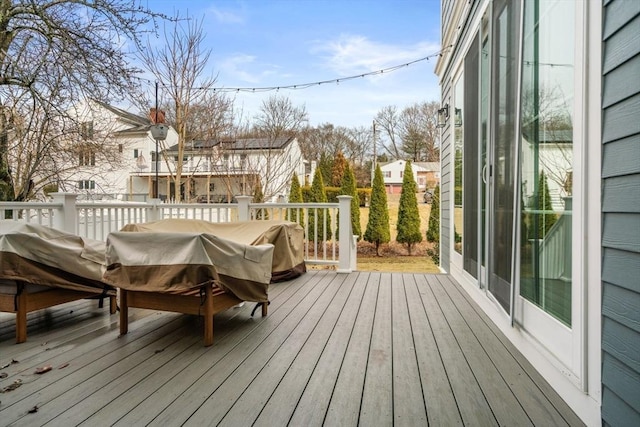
[61,100,178,201]
[379,160,440,194]
[436,0,639,425]
[158,136,307,203]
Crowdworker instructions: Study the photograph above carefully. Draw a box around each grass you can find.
[355,192,439,273]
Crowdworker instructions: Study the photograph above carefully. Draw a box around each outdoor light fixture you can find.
[454,107,463,127]
[437,103,449,128]
[150,82,167,199]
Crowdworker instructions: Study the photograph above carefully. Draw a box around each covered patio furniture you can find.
[104,231,274,346]
[121,219,306,282]
[0,221,116,344]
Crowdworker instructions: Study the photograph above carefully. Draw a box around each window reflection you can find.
[519,0,574,326]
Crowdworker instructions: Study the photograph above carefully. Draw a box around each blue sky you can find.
[148,0,442,129]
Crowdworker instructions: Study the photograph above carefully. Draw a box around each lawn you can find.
[355,192,440,273]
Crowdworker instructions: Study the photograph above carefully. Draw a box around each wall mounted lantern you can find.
[454,107,463,127]
[437,103,449,128]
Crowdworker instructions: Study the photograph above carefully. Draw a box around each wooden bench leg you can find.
[119,289,129,336]
[16,292,27,344]
[261,302,268,317]
[204,285,214,347]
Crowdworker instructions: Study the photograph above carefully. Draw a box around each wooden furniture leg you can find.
[109,294,117,314]
[119,289,129,336]
[204,284,214,346]
[16,291,27,344]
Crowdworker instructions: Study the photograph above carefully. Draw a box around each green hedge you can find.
[302,186,371,206]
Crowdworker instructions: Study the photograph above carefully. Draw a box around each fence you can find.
[0,193,356,272]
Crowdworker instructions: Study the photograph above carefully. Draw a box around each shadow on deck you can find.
[0,270,584,426]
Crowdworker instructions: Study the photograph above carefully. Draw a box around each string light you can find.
[152,46,451,93]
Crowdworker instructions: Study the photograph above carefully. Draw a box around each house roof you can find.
[91,100,152,136]
[379,160,439,172]
[166,136,295,153]
[522,128,572,143]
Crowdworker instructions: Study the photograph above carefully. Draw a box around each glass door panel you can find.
[463,34,480,279]
[518,0,574,326]
[453,79,464,256]
[488,0,520,313]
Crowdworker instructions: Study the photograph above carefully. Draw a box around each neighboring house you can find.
[379,160,440,194]
[62,99,178,201]
[159,136,307,203]
[436,1,639,426]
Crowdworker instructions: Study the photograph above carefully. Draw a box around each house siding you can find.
[601,1,640,426]
[439,80,452,270]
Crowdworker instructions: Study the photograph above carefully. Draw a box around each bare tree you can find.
[375,102,439,162]
[0,0,166,200]
[138,16,216,202]
[247,95,308,199]
[375,106,403,159]
[399,101,440,162]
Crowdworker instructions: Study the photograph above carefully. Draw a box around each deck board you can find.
[323,272,380,426]
[0,270,585,426]
[403,273,463,426]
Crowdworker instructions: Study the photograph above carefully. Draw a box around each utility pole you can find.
[371,120,377,186]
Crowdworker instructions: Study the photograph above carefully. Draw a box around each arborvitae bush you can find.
[426,185,440,243]
[338,163,362,240]
[331,151,348,187]
[286,173,304,228]
[534,171,557,239]
[396,161,422,254]
[364,165,390,255]
[253,183,268,219]
[426,185,440,265]
[308,168,331,241]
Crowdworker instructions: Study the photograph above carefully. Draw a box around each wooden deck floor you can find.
[0,271,584,426]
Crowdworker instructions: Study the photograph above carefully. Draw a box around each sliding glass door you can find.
[487,0,520,313]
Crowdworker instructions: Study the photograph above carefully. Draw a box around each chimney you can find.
[149,108,166,124]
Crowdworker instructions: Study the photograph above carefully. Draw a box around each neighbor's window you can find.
[79,151,95,166]
[80,121,94,140]
[78,180,95,190]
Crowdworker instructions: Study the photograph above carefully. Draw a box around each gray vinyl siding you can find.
[601,0,640,425]
[440,81,452,270]
[437,1,482,273]
[441,0,455,43]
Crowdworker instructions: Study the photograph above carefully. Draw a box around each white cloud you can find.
[312,34,440,77]
[207,6,245,24]
[217,54,285,85]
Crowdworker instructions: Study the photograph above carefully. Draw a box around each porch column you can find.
[236,195,252,221]
[337,195,353,273]
[50,193,78,234]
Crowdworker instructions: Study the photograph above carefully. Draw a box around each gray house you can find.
[435,0,639,425]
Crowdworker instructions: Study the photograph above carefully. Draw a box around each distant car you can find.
[423,190,433,204]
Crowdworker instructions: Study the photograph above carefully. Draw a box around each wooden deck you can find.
[0,271,584,426]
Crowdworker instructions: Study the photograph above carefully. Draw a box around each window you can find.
[384,171,392,178]
[79,151,96,166]
[400,171,404,178]
[118,144,123,153]
[80,121,94,140]
[77,180,95,190]
[518,0,575,326]
[134,149,139,158]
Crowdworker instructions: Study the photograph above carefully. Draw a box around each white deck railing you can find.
[0,193,356,272]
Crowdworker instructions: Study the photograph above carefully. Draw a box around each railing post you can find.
[50,193,78,234]
[337,195,353,273]
[236,195,252,222]
[147,198,161,221]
